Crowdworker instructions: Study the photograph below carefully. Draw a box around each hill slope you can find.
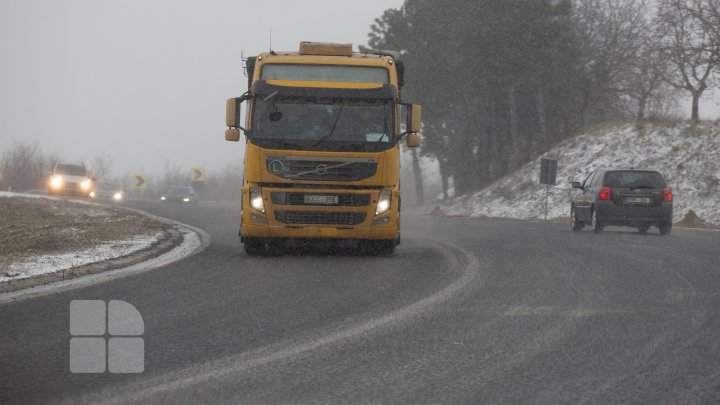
[432,121,720,225]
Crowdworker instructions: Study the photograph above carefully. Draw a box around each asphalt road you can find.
[2,201,720,404]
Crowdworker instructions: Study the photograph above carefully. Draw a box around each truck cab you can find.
[225,42,421,255]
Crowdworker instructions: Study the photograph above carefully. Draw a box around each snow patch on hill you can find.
[428,121,720,224]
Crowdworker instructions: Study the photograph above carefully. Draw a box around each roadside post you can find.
[190,167,205,194]
[539,158,557,220]
[132,174,148,199]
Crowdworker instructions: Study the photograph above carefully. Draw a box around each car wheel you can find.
[659,222,672,235]
[591,208,603,233]
[243,238,265,255]
[638,225,650,234]
[571,206,583,232]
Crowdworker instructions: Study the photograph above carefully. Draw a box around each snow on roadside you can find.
[1,192,170,283]
[428,121,720,224]
[0,191,111,216]
[0,232,163,283]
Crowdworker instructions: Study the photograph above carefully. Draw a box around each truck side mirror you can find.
[571,181,582,189]
[406,133,422,148]
[400,103,422,136]
[409,104,422,133]
[226,97,242,128]
[225,128,241,142]
[225,95,249,141]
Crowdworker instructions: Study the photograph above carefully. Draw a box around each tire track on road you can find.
[66,234,482,405]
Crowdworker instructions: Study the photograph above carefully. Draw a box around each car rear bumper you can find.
[596,201,672,226]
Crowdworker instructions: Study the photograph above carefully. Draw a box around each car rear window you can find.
[603,171,666,188]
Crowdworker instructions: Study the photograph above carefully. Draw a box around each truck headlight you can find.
[50,175,62,189]
[375,190,391,216]
[81,179,91,190]
[89,191,96,198]
[113,192,123,201]
[249,188,265,213]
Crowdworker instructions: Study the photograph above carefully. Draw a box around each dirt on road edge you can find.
[0,194,186,293]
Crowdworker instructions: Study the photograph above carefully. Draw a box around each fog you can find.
[0,0,403,175]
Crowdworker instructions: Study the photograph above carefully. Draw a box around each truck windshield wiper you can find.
[312,104,344,146]
[375,108,391,142]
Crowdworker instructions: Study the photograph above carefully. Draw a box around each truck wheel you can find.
[638,225,650,234]
[659,222,672,235]
[267,239,285,256]
[243,238,265,256]
[361,240,395,256]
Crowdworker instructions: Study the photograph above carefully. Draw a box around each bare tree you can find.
[87,153,114,182]
[572,0,648,122]
[0,140,57,192]
[686,0,720,82]
[616,3,676,119]
[656,0,720,121]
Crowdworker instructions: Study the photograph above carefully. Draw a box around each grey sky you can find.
[0,0,403,175]
[2,0,718,178]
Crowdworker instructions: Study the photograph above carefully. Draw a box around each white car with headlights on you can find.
[48,163,94,197]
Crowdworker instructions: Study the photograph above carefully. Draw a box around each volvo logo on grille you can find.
[268,160,284,175]
[315,164,328,175]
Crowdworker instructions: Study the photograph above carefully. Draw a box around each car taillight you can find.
[662,187,673,202]
[599,187,612,200]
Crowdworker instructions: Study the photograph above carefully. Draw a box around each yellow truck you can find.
[225,42,421,255]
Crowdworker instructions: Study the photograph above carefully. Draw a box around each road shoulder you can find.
[0,193,209,301]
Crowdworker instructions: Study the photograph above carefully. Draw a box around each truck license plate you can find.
[625,197,651,204]
[305,195,338,205]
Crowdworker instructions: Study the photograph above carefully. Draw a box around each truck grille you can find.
[274,211,367,225]
[266,156,377,181]
[270,192,371,207]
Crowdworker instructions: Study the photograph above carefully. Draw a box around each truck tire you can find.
[361,240,395,256]
[659,222,672,235]
[244,238,265,256]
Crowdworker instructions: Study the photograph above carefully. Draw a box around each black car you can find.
[570,169,673,234]
[160,185,198,203]
[90,181,125,203]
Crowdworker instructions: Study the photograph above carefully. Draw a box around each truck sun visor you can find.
[250,80,397,100]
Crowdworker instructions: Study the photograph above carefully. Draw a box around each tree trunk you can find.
[507,85,520,168]
[637,95,647,120]
[537,88,547,150]
[410,147,424,205]
[438,158,449,200]
[691,92,700,122]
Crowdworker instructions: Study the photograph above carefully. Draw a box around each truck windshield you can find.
[250,95,394,152]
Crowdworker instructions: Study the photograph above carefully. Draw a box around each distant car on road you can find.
[570,169,673,234]
[160,185,198,203]
[48,163,94,197]
[90,180,125,203]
